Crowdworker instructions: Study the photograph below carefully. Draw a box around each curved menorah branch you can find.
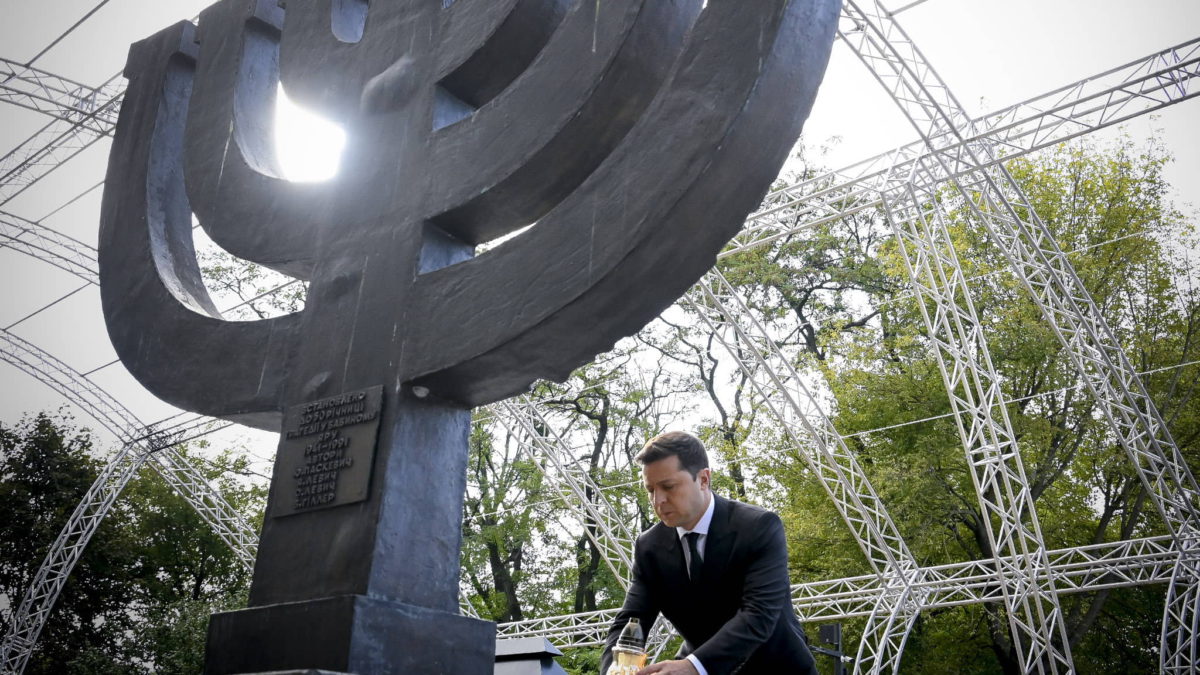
[407,0,842,406]
[437,0,569,109]
[185,0,327,278]
[435,0,523,81]
[424,0,699,245]
[100,21,298,430]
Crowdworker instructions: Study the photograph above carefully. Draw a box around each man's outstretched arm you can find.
[602,542,660,674]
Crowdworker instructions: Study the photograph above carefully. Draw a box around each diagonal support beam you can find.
[0,209,98,285]
[726,37,1200,258]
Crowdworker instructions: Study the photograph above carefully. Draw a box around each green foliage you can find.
[0,412,265,673]
[2,412,138,670]
[812,138,1197,672]
[556,646,602,675]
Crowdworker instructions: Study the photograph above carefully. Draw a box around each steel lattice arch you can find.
[1,1,1198,673]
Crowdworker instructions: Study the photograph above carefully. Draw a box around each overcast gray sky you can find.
[1,0,1197,457]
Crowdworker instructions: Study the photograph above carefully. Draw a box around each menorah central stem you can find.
[204,391,496,674]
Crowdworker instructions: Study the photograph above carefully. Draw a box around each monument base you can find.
[204,595,496,674]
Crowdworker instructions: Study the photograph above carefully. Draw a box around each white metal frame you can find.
[0,331,253,675]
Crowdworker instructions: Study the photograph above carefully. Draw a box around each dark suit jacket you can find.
[600,495,816,675]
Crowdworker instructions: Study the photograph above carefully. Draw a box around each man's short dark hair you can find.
[636,431,709,478]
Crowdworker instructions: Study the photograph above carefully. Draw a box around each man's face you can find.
[643,455,710,530]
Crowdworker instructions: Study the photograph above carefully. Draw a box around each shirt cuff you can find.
[686,654,708,675]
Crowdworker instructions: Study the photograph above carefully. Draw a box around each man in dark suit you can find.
[600,432,817,675]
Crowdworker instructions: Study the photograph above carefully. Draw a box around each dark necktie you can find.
[684,532,703,582]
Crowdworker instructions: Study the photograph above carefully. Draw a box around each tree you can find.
[198,246,306,320]
[802,138,1199,673]
[537,344,692,613]
[460,418,548,622]
[1,412,140,672]
[0,412,266,673]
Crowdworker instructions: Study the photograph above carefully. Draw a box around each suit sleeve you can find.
[692,510,792,674]
[600,537,660,674]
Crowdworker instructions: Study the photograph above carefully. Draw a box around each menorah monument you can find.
[98,0,839,672]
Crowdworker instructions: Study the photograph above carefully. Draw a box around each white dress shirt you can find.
[674,492,715,675]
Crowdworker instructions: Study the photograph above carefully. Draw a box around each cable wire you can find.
[23,0,115,67]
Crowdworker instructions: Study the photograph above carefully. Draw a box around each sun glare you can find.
[274,85,346,182]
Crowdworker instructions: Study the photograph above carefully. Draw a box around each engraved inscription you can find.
[293,430,353,509]
[271,386,383,517]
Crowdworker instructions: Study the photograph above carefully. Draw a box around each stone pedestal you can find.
[203,392,494,674]
[494,638,569,675]
[204,595,496,674]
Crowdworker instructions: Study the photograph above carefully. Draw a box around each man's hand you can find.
[636,659,698,675]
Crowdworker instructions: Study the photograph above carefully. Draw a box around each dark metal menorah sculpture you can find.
[98,0,838,672]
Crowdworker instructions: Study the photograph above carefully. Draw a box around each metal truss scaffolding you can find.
[0,209,99,285]
[838,2,1200,671]
[2,3,1199,674]
[492,399,638,586]
[728,36,1200,258]
[495,535,1180,649]
[0,330,254,675]
[840,3,1071,671]
[0,441,153,674]
[0,60,120,133]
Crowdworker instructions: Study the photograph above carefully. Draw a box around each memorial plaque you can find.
[272,385,382,517]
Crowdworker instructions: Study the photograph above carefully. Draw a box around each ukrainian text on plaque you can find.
[272,386,383,517]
